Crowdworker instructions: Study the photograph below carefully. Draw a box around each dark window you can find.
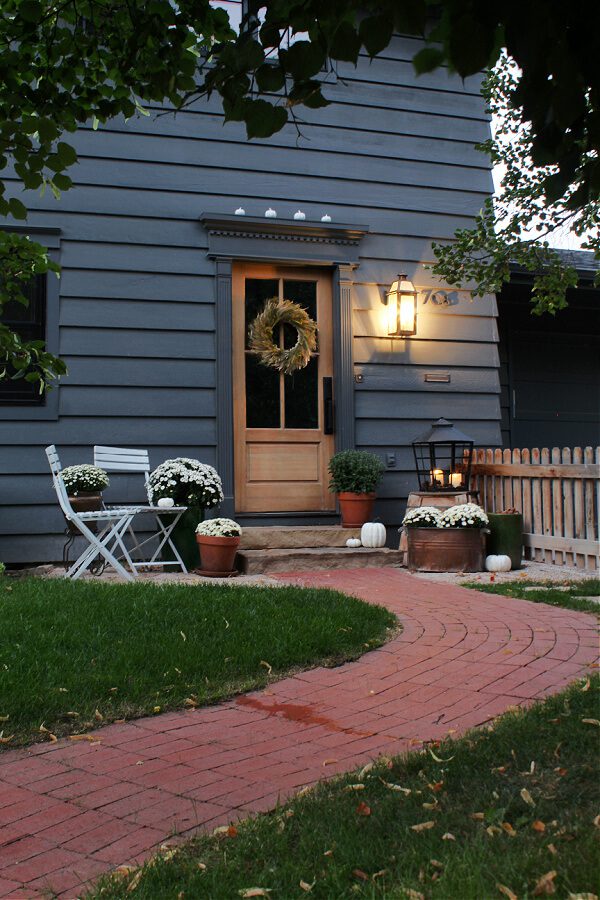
[0,274,47,405]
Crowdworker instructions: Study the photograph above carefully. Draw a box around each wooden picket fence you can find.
[470,447,600,571]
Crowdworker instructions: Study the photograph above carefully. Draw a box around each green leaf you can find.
[8,198,27,220]
[359,15,393,57]
[18,0,42,23]
[244,100,288,139]
[412,46,445,75]
[329,21,361,63]
[282,41,326,80]
[254,64,286,94]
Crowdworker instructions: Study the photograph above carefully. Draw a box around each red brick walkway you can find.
[0,569,597,898]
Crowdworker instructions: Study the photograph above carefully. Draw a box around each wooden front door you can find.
[233,263,336,513]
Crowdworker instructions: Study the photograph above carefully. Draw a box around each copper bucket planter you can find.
[406,527,487,572]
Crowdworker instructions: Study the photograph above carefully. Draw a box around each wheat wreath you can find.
[248,297,318,375]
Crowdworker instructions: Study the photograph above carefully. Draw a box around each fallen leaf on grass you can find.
[153,706,161,714]
[352,870,369,882]
[380,779,411,794]
[344,784,365,792]
[180,631,186,641]
[356,801,371,816]
[126,869,143,893]
[532,870,557,896]
[402,889,424,900]
[213,825,238,837]
[429,780,444,792]
[593,815,600,828]
[471,812,485,820]
[521,788,535,807]
[442,832,456,841]
[554,768,568,777]
[299,879,315,892]
[547,844,558,856]
[428,748,454,763]
[567,894,598,899]
[502,822,517,837]
[581,719,600,727]
[358,762,373,780]
[532,821,546,833]
[487,826,502,837]
[372,870,387,880]
[497,883,518,900]
[0,732,14,744]
[323,849,333,857]
[411,821,435,832]
[94,709,103,721]
[184,698,198,708]
[65,711,80,718]
[197,863,207,871]
[113,865,136,878]
[0,715,9,722]
[260,660,272,675]
[580,677,591,692]
[422,802,438,810]
[239,890,271,898]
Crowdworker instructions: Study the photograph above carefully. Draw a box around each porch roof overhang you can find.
[509,248,600,285]
[199,213,369,267]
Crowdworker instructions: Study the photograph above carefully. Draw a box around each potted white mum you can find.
[61,464,109,533]
[195,517,242,575]
[402,502,489,572]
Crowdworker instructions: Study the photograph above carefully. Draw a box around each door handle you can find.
[323,377,335,434]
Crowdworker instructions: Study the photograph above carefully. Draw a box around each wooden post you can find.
[541,447,552,564]
[551,447,564,565]
[521,448,532,559]
[562,447,574,567]
[531,448,542,561]
[573,446,585,568]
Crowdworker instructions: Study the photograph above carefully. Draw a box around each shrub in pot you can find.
[147,458,224,570]
[195,517,241,575]
[61,464,109,534]
[328,450,385,528]
[403,503,489,572]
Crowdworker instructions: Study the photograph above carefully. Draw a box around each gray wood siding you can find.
[0,34,501,561]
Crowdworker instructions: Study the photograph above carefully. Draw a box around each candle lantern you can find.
[412,417,474,492]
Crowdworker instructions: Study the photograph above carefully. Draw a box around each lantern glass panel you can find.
[411,418,474,492]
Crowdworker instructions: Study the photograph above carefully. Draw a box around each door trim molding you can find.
[203,214,368,516]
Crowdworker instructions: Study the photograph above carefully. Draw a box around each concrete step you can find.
[237,546,404,575]
[239,525,361,550]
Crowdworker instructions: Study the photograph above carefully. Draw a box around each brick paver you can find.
[0,569,597,897]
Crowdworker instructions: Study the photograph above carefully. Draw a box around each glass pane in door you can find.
[284,357,319,429]
[282,280,318,349]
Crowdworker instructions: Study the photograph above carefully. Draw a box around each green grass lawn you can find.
[0,576,396,748]
[463,578,600,614]
[94,677,600,900]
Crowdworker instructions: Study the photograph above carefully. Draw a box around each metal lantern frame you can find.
[386,273,418,336]
[411,417,474,492]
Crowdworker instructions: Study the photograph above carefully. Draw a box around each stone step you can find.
[239,525,361,550]
[237,547,404,575]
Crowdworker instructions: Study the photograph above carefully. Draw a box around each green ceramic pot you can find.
[486,512,523,570]
[160,505,204,571]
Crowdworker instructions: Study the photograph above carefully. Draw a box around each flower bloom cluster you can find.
[61,464,109,494]
[440,503,489,528]
[147,458,224,508]
[402,506,442,528]
[196,517,242,537]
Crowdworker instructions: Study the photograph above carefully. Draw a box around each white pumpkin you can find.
[485,554,511,572]
[360,522,386,548]
[346,538,361,548]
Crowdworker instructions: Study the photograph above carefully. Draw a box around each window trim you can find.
[0,224,61,421]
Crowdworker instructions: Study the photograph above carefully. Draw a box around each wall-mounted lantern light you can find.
[386,273,418,336]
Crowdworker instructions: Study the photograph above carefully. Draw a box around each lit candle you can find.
[431,469,444,486]
[449,473,462,488]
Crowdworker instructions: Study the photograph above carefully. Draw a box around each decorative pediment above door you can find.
[199,213,368,266]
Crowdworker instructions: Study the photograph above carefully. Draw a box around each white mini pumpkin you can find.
[346,537,361,548]
[360,522,386,548]
[485,554,511,572]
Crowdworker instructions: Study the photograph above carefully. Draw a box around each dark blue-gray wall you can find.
[0,34,501,562]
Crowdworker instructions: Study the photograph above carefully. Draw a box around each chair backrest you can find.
[93,445,150,478]
[45,444,74,519]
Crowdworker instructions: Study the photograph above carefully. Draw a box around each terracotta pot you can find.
[337,492,376,528]
[67,492,103,534]
[195,534,241,574]
[406,527,486,572]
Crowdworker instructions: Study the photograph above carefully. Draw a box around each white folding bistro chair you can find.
[46,445,144,582]
[93,445,188,574]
